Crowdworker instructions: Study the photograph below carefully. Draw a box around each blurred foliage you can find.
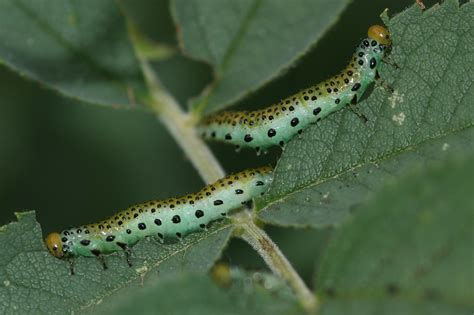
[0,0,472,314]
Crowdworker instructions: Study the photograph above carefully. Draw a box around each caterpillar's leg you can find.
[416,0,426,10]
[375,71,395,93]
[91,249,108,270]
[382,56,399,69]
[67,258,75,275]
[279,141,286,150]
[235,145,241,153]
[116,242,133,267]
[348,96,368,123]
[157,233,165,244]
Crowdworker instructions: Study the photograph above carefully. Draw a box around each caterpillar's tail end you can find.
[368,25,391,46]
[45,232,64,258]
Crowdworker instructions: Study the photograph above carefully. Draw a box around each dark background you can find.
[0,0,436,284]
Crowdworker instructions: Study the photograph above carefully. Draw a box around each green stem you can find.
[140,58,225,184]
[132,27,316,314]
[233,211,318,313]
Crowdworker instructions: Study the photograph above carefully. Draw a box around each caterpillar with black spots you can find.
[198,25,392,153]
[45,167,273,273]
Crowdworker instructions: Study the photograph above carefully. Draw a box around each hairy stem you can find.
[140,58,225,184]
[132,28,316,314]
[233,211,318,313]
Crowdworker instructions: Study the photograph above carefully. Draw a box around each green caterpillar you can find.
[45,167,273,272]
[198,25,392,153]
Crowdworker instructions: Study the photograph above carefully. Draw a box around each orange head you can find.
[368,25,391,46]
[45,232,65,258]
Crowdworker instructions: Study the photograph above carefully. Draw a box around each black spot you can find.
[61,237,68,242]
[289,106,294,111]
[138,223,146,230]
[85,230,90,234]
[151,208,156,213]
[176,232,182,238]
[235,189,244,194]
[214,200,223,206]
[370,57,377,69]
[291,117,299,127]
[211,131,216,138]
[158,233,164,239]
[267,128,276,138]
[221,213,227,216]
[76,229,82,234]
[154,218,162,226]
[311,96,317,101]
[351,83,361,91]
[269,115,274,120]
[98,224,104,229]
[279,141,285,147]
[170,204,175,209]
[244,134,253,142]
[126,229,132,234]
[335,98,340,104]
[358,52,364,57]
[371,40,377,46]
[172,215,181,223]
[344,78,349,84]
[256,181,264,186]
[80,240,90,246]
[195,210,204,218]
[327,88,332,93]
[106,235,115,242]
[63,231,69,236]
[347,70,353,76]
[200,224,206,229]
[358,59,364,66]
[363,39,370,47]
[303,95,309,101]
[225,133,232,140]
[133,213,139,218]
[325,287,336,298]
[313,107,321,115]
[386,283,400,295]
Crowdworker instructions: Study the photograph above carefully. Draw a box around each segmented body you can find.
[198,26,391,152]
[45,167,273,259]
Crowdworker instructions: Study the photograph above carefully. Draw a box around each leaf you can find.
[171,0,351,113]
[0,0,146,108]
[258,0,474,227]
[316,153,474,315]
[0,212,233,314]
[85,269,301,315]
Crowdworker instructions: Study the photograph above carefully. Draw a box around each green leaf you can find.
[316,153,474,315]
[258,0,474,227]
[0,212,233,314]
[171,0,351,113]
[85,269,301,315]
[0,0,146,108]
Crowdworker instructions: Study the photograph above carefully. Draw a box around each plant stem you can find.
[233,210,318,313]
[140,58,225,184]
[133,32,316,314]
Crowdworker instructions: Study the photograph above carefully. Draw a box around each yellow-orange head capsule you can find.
[45,232,64,258]
[368,25,391,46]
